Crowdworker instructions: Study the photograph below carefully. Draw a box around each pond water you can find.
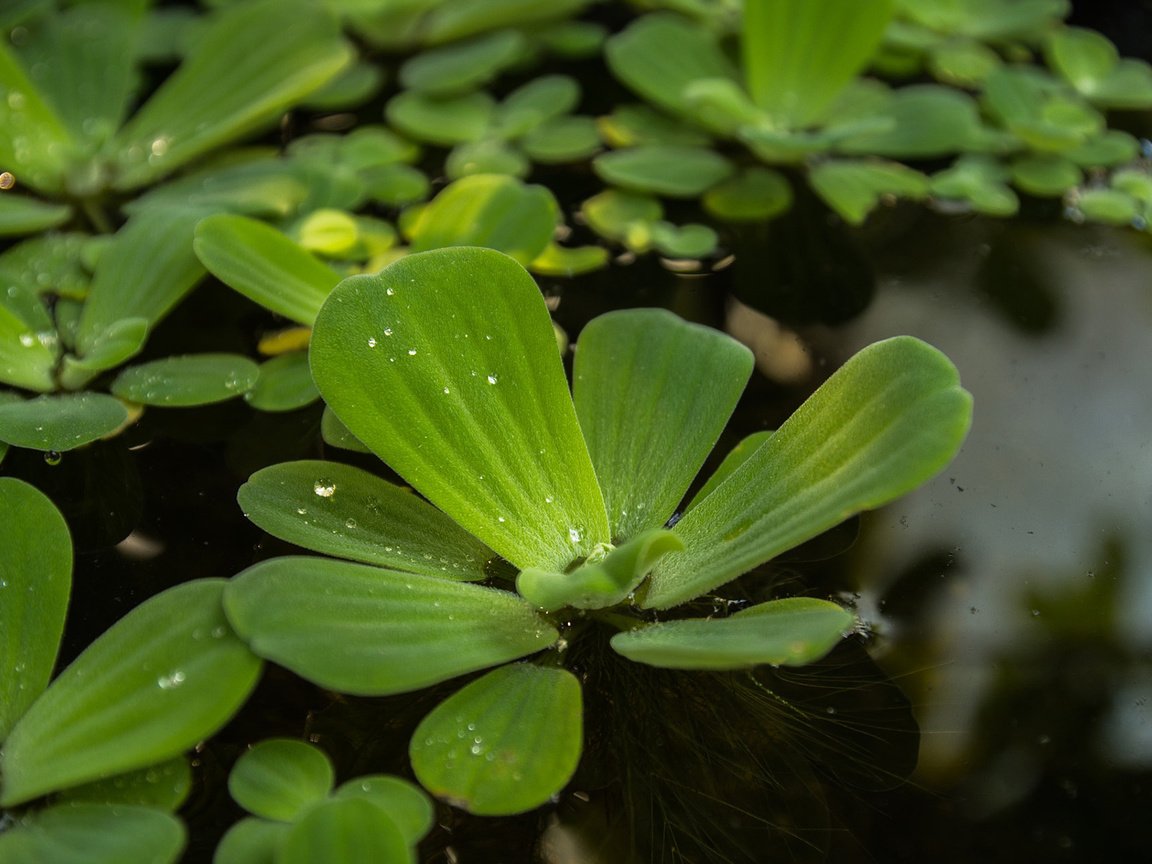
[5,199,1149,862]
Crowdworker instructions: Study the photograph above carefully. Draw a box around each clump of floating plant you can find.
[0,478,262,864]
[224,246,972,816]
[215,738,433,864]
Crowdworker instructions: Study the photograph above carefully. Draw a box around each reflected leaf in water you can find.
[973,226,1062,336]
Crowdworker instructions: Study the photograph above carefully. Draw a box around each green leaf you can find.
[333,776,434,845]
[111,354,260,407]
[982,67,1103,152]
[579,189,663,243]
[809,160,929,225]
[703,167,793,221]
[0,306,56,391]
[407,175,558,265]
[363,163,430,207]
[238,460,493,580]
[927,37,1001,87]
[245,352,319,413]
[0,477,71,741]
[1065,129,1139,168]
[642,336,972,609]
[929,155,1019,216]
[0,38,77,193]
[538,19,607,57]
[58,318,150,390]
[0,803,185,864]
[1076,188,1140,226]
[593,145,734,198]
[410,664,581,815]
[195,215,341,326]
[1046,26,1136,104]
[492,75,581,139]
[0,193,71,236]
[0,580,262,806]
[611,597,852,669]
[649,221,719,259]
[56,756,192,812]
[310,248,609,569]
[229,739,334,822]
[301,60,385,111]
[742,0,894,128]
[521,116,601,163]
[574,309,753,538]
[597,103,712,149]
[385,90,495,146]
[223,557,557,696]
[528,242,609,277]
[279,797,413,864]
[1010,154,1082,197]
[0,393,128,452]
[833,85,983,158]
[129,156,310,219]
[605,13,738,132]
[445,139,530,179]
[73,206,208,363]
[518,529,684,611]
[214,817,288,864]
[320,406,371,453]
[400,29,526,95]
[686,430,774,510]
[112,0,352,189]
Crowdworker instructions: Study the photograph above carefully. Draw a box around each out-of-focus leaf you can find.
[0,39,77,193]
[195,214,341,326]
[703,167,792,221]
[529,243,608,277]
[643,337,972,608]
[363,163,430,207]
[111,354,260,407]
[929,155,1019,216]
[310,248,609,569]
[593,145,733,198]
[320,405,371,453]
[0,193,71,236]
[0,307,56,391]
[245,352,319,412]
[0,393,128,452]
[574,309,753,538]
[492,75,581,139]
[833,85,983,158]
[0,580,262,806]
[538,20,607,57]
[0,477,71,741]
[279,797,413,864]
[928,38,1001,86]
[445,139,529,179]
[809,160,929,224]
[301,60,384,110]
[1076,188,1140,225]
[521,116,601,163]
[597,103,712,149]
[1065,129,1139,168]
[611,597,853,669]
[333,776,433,845]
[741,0,894,128]
[605,13,738,132]
[649,221,718,258]
[386,90,495,146]
[1010,153,1082,197]
[57,757,191,812]
[214,817,288,864]
[237,460,493,580]
[407,175,558,265]
[228,739,334,822]
[1047,26,1152,109]
[410,664,582,815]
[0,803,185,864]
[113,0,352,189]
[223,557,556,696]
[128,156,309,219]
[420,0,591,44]
[579,189,663,243]
[400,29,526,95]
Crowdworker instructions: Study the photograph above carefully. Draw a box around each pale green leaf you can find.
[223,557,557,696]
[649,221,719,258]
[195,215,340,326]
[742,0,894,128]
[0,39,78,193]
[408,175,558,265]
[385,90,495,146]
[1010,154,1082,197]
[56,756,192,812]
[927,38,1001,87]
[538,20,607,58]
[929,155,1019,217]
[0,306,56,391]
[111,354,260,407]
[1065,129,1139,168]
[579,189,663,243]
[642,336,972,608]
[1076,188,1140,226]
[333,776,434,845]
[301,61,384,110]
[518,529,684,612]
[279,797,413,864]
[0,803,185,864]
[593,145,734,198]
[58,318,150,389]
[74,207,208,362]
[445,139,530,179]
[809,160,929,225]
[520,116,601,163]
[0,477,71,741]
[129,156,310,219]
[597,103,712,149]
[237,460,493,580]
[492,75,581,139]
[833,85,983,158]
[113,0,352,189]
[400,29,526,95]
[605,13,738,131]
[0,193,71,236]
[611,597,852,669]
[245,353,319,413]
[0,579,262,806]
[421,0,591,44]
[214,817,288,864]
[574,309,753,538]
[528,242,609,277]
[0,392,128,452]
[1047,26,1119,95]
[410,664,581,815]
[320,406,371,453]
[229,739,334,822]
[703,166,793,221]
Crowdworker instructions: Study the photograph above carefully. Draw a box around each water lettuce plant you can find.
[225,246,972,815]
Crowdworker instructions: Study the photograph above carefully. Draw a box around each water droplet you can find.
[385,287,395,296]
[345,518,358,529]
[545,495,554,504]
[443,387,450,394]
[383,327,393,336]
[407,348,417,356]
[0,172,13,190]
[211,626,227,639]
[1031,609,1041,617]
[367,337,377,348]
[313,480,336,497]
[296,507,307,515]
[43,450,61,466]
[497,516,506,523]
[568,527,582,544]
[486,374,498,385]
[158,671,186,690]
[17,332,34,347]
[149,136,170,157]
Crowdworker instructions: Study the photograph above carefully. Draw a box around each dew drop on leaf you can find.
[313,480,336,497]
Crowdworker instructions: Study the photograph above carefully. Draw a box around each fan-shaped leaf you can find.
[229,739,334,822]
[333,776,434,845]
[0,392,128,452]
[279,797,413,864]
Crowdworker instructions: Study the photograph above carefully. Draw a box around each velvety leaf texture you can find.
[228,739,334,822]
